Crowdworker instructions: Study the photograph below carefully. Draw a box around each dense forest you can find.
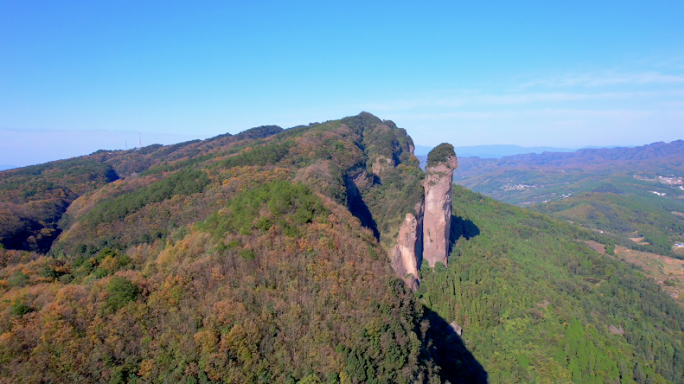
[422,186,684,383]
[0,113,683,383]
[453,143,684,258]
[531,178,684,257]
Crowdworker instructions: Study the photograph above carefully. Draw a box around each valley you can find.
[4,1,683,383]
[453,141,684,259]
[614,245,684,306]
[0,113,682,383]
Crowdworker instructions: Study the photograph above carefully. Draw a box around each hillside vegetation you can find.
[1,113,465,383]
[533,179,684,257]
[0,113,683,383]
[420,186,684,383]
[0,125,284,254]
[454,141,684,258]
[0,158,119,252]
[0,180,449,383]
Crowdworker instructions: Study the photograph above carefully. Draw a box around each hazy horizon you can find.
[1,123,674,168]
[1,2,683,165]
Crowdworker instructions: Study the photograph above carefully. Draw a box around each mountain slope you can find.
[421,186,684,383]
[0,125,284,254]
[51,113,423,260]
[454,140,684,258]
[457,140,684,171]
[454,140,684,189]
[453,145,575,159]
[0,113,683,383]
[0,158,120,252]
[0,181,451,383]
[533,183,684,256]
[2,113,481,383]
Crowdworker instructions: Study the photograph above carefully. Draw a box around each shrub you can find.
[8,271,28,287]
[84,169,209,229]
[10,302,32,317]
[217,141,294,169]
[427,143,456,167]
[200,180,328,239]
[106,276,139,311]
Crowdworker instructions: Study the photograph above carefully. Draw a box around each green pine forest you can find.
[0,113,682,383]
[454,156,684,259]
[421,186,684,383]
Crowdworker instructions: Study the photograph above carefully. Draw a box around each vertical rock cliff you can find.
[422,144,458,268]
[307,114,458,288]
[390,202,423,290]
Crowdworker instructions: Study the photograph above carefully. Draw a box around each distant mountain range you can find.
[414,144,574,158]
[415,144,638,159]
[0,165,15,171]
[414,144,577,169]
[1,114,683,383]
[452,139,684,259]
[456,140,684,175]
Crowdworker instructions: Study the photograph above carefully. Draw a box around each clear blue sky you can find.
[1,1,683,166]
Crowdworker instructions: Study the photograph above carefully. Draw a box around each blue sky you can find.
[1,1,683,166]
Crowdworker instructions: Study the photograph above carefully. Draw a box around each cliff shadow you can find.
[423,307,488,384]
[344,175,380,240]
[449,215,480,253]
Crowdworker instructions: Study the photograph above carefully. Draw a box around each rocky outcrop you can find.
[389,143,458,288]
[372,155,394,177]
[389,143,458,287]
[449,321,463,336]
[390,202,424,290]
[422,144,458,268]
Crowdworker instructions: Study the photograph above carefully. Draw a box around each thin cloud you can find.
[388,109,655,121]
[651,55,684,71]
[359,89,684,111]
[521,71,684,88]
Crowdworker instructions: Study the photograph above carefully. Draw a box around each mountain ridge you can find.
[0,113,683,383]
[452,138,684,260]
[456,139,684,173]
[414,144,576,159]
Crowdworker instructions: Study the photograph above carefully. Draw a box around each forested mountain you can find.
[0,125,283,253]
[0,113,683,383]
[452,145,575,159]
[456,140,684,172]
[453,140,684,258]
[424,187,684,383]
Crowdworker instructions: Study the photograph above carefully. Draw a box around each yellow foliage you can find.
[138,359,156,380]
[194,329,218,356]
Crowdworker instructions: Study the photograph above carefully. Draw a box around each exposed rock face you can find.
[449,321,463,336]
[390,202,424,290]
[372,155,394,177]
[422,144,458,268]
[389,143,458,288]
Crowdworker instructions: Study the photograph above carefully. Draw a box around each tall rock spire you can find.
[422,143,458,268]
[390,202,424,290]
